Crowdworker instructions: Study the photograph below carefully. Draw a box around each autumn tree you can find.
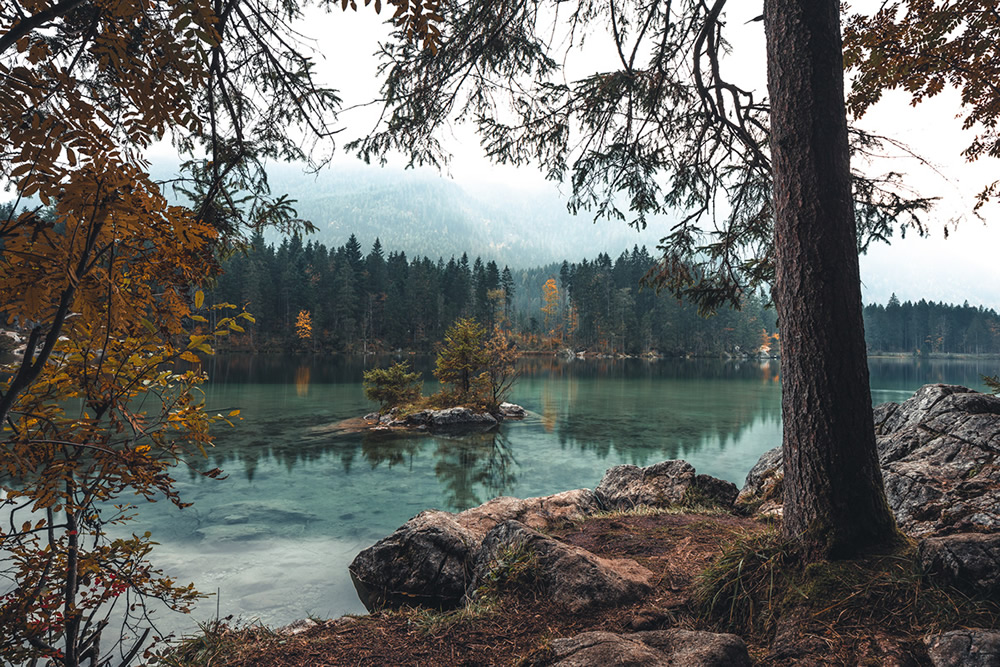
[0,0,438,664]
[540,278,560,338]
[296,309,314,340]
[479,326,520,409]
[346,0,952,558]
[844,0,1000,210]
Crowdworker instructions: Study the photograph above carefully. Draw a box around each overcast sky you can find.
[152,2,1000,308]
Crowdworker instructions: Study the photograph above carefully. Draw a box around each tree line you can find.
[209,233,1000,359]
[863,295,1000,355]
[208,233,779,356]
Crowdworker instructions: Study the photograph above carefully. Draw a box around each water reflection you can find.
[432,431,517,508]
[295,365,311,397]
[187,358,787,489]
[110,355,1000,635]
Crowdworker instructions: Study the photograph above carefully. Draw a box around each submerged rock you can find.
[469,520,653,613]
[549,629,751,667]
[737,384,1000,536]
[596,460,738,510]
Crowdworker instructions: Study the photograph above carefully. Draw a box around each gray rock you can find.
[919,532,1000,597]
[428,407,498,430]
[737,384,1000,536]
[348,489,598,612]
[348,510,478,611]
[550,629,751,666]
[549,632,665,666]
[596,460,738,510]
[277,618,317,636]
[469,520,653,613]
[735,446,783,508]
[924,629,1000,667]
[499,402,526,419]
[456,489,599,534]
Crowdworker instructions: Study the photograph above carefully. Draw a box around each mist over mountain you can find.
[261,164,667,267]
[146,160,1000,310]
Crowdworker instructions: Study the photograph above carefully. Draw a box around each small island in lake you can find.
[359,317,525,433]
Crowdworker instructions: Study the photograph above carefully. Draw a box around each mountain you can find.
[261,164,667,266]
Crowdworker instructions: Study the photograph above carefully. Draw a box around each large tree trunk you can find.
[764,0,900,558]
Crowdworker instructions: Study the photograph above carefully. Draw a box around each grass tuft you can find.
[696,531,1000,645]
[695,526,793,636]
[154,619,277,666]
[589,503,731,521]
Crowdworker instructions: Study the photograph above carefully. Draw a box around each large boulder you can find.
[596,460,738,510]
[349,489,598,611]
[348,510,478,611]
[924,629,1000,667]
[549,629,751,667]
[469,520,654,613]
[736,384,1000,536]
[878,385,1000,536]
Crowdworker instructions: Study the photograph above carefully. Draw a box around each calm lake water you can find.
[129,355,996,637]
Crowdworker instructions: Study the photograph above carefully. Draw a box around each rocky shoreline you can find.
[170,384,999,666]
[342,384,999,665]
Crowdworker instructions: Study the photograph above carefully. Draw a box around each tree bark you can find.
[764,0,900,558]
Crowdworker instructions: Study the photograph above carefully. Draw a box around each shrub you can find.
[363,361,423,412]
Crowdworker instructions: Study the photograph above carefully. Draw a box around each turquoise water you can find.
[128,355,996,636]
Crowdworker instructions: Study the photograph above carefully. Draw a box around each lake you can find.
[131,354,997,637]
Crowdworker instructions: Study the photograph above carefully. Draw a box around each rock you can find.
[277,618,317,636]
[428,407,498,430]
[194,523,271,542]
[348,510,478,611]
[924,629,1000,667]
[737,384,1000,536]
[499,402,526,419]
[469,520,653,613]
[596,460,738,510]
[348,489,598,612]
[879,385,1000,536]
[456,489,599,533]
[549,631,664,666]
[549,629,751,666]
[734,446,783,509]
[919,532,1000,597]
[626,607,671,631]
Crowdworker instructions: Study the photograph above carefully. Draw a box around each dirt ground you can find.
[164,512,995,666]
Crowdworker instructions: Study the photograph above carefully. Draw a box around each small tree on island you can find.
[435,317,489,398]
[480,326,520,409]
[363,361,423,413]
[435,318,520,410]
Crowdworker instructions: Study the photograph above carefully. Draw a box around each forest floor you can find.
[159,510,998,666]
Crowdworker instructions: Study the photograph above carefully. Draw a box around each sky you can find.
[152,2,1000,309]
